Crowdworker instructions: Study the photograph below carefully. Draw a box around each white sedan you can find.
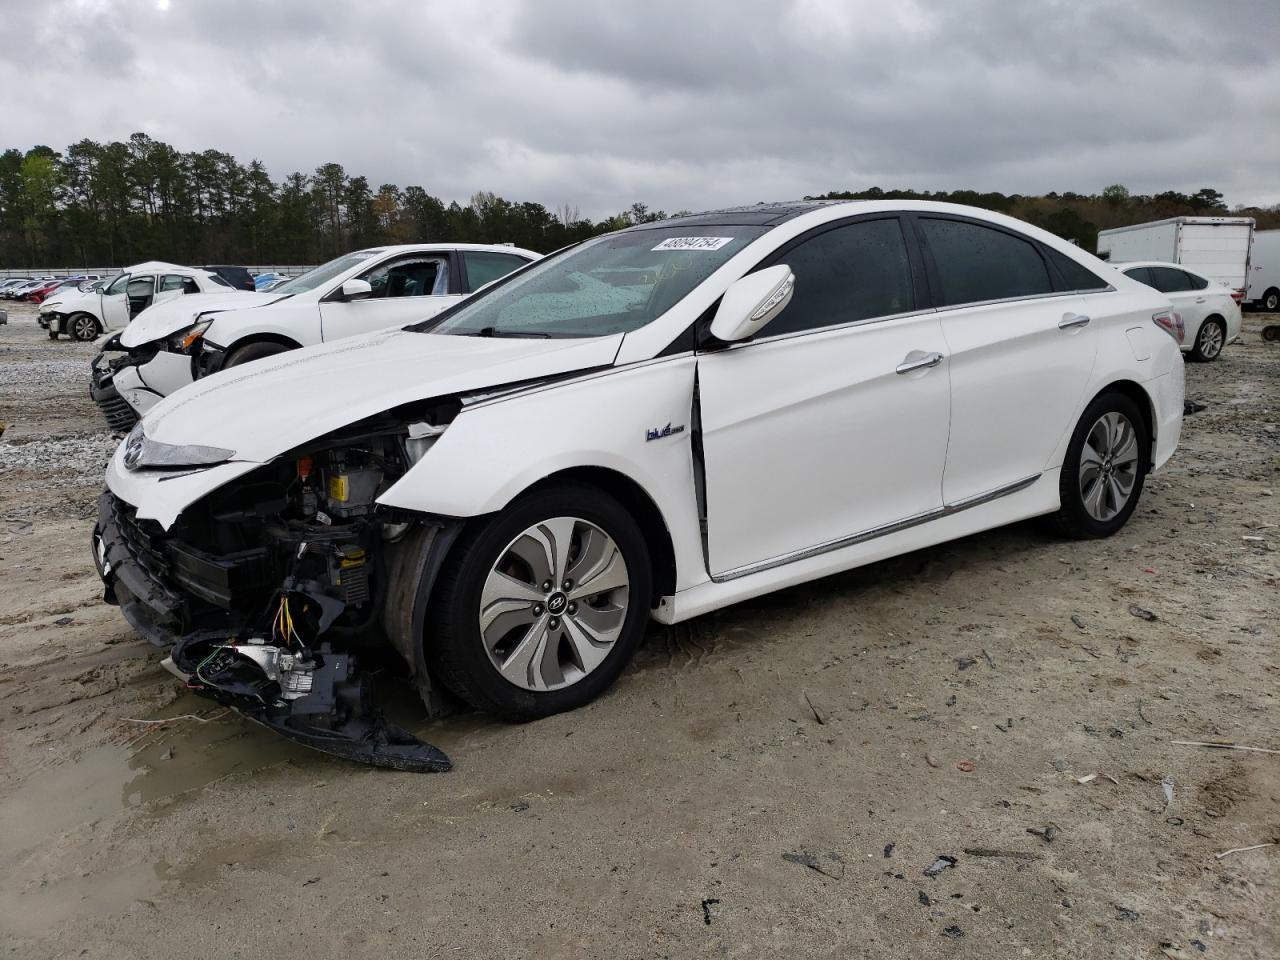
[90,243,539,431]
[1111,260,1242,361]
[93,200,1184,768]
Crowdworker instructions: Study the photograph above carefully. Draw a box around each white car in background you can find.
[1111,261,1241,361]
[41,262,238,342]
[90,243,539,431]
[93,200,1184,768]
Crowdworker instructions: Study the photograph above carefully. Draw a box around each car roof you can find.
[1109,260,1207,276]
[123,260,212,277]
[358,243,541,258]
[624,200,843,231]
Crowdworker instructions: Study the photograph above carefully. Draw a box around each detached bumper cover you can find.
[90,357,141,434]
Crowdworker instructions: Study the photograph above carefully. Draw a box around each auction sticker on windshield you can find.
[652,237,734,252]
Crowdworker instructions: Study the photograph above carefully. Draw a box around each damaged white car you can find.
[89,243,538,433]
[41,262,237,343]
[94,200,1184,770]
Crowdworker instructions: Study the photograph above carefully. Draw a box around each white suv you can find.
[90,243,538,431]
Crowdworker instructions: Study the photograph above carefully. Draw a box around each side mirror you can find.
[340,278,372,301]
[709,265,795,343]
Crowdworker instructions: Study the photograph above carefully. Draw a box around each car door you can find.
[99,273,134,330]
[318,252,457,342]
[1141,266,1206,343]
[696,215,950,578]
[913,215,1101,504]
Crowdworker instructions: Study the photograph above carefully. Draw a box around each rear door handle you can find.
[895,351,944,375]
[1058,313,1091,330]
[1195,297,1206,303]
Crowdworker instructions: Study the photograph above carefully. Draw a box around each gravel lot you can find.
[0,301,1276,959]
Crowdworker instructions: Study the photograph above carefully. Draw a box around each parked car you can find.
[0,278,33,295]
[41,261,237,343]
[201,265,256,291]
[29,276,99,305]
[92,200,1184,767]
[253,271,290,290]
[1111,261,1241,361]
[1245,229,1279,312]
[91,243,539,429]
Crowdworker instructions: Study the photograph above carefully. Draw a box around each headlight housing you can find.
[167,320,213,353]
[122,422,235,471]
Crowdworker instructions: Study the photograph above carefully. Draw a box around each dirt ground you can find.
[0,301,1276,959]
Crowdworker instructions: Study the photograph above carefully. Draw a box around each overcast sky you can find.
[2,0,1277,217]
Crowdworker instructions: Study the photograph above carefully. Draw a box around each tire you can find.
[426,483,652,721]
[1051,391,1149,539]
[223,341,290,368]
[1262,288,1279,313]
[1187,317,1226,362]
[47,328,58,340]
[69,313,100,342]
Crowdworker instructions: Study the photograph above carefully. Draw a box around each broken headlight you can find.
[122,421,235,471]
[167,319,213,353]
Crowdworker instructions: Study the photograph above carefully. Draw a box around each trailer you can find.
[1096,216,1255,300]
[1246,229,1280,312]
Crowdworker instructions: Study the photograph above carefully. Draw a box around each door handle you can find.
[1195,297,1206,303]
[1058,313,1091,330]
[895,351,944,375]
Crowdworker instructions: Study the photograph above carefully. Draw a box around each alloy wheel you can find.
[72,315,97,341]
[479,516,630,692]
[1197,321,1223,359]
[1078,411,1140,522]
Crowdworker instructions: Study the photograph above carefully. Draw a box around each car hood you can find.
[142,328,624,464]
[42,288,95,312]
[121,291,284,348]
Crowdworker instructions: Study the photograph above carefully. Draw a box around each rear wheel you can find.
[1188,317,1225,361]
[223,341,290,368]
[69,313,100,342]
[1051,391,1149,539]
[426,483,652,721]
[1262,288,1279,313]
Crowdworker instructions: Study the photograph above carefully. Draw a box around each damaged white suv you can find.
[90,243,538,432]
[94,201,1184,770]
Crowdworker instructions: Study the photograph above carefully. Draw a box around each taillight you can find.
[1230,289,1244,304]
[1153,309,1184,343]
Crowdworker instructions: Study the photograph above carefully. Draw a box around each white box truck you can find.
[1245,229,1280,312]
[1096,216,1255,299]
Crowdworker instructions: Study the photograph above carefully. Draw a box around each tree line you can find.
[1,133,1276,268]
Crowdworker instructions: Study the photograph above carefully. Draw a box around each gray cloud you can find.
[1,0,1276,216]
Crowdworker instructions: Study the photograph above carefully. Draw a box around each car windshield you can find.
[270,250,384,296]
[423,226,768,338]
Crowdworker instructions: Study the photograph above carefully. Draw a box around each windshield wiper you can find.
[472,326,551,339]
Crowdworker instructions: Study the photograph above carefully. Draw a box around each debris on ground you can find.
[1027,824,1058,842]
[1183,399,1208,415]
[941,925,964,939]
[1162,778,1175,809]
[700,898,720,925]
[1129,604,1159,622]
[782,851,845,879]
[1114,904,1139,921]
[1214,842,1277,860]
[803,690,826,725]
[1076,774,1098,784]
[923,855,957,877]
[1171,740,1280,756]
[955,656,977,670]
[962,848,1041,860]
[883,842,895,858]
[1071,614,1087,631]
[956,759,976,773]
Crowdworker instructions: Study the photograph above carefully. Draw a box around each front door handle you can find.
[1195,297,1206,303]
[895,351,945,375]
[1058,312,1091,330]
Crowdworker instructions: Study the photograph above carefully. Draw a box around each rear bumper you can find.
[1150,364,1184,473]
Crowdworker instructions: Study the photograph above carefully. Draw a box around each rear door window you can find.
[463,251,531,292]
[159,274,187,293]
[918,218,1053,307]
[1123,267,1155,287]
[1147,266,1195,293]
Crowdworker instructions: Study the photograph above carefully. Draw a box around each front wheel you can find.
[223,341,289,368]
[1188,318,1225,362]
[1051,392,1149,539]
[426,484,652,721]
[69,313,100,342]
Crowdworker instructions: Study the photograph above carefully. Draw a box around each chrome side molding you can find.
[711,473,1042,583]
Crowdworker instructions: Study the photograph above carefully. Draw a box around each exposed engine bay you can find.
[93,403,463,772]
